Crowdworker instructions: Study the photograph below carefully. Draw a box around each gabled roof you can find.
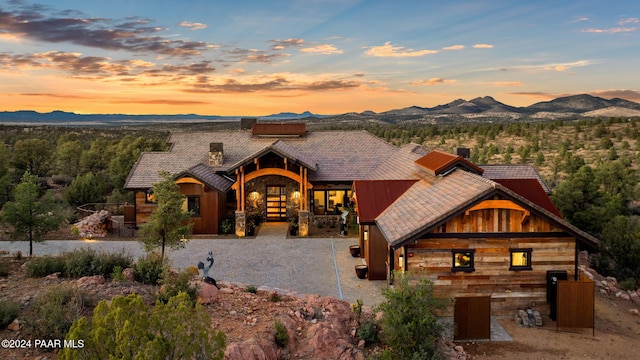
[415,150,484,176]
[353,180,418,223]
[494,178,562,218]
[175,164,234,193]
[252,123,306,137]
[376,170,496,246]
[124,130,411,189]
[481,164,551,194]
[375,169,598,250]
[227,139,318,172]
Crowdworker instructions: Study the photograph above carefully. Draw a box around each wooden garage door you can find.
[454,296,491,341]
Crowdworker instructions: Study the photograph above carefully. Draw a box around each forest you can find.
[1,117,639,289]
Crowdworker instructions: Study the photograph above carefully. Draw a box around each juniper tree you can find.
[1,172,65,256]
[138,171,192,260]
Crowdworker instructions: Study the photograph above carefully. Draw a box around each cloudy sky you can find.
[1,0,639,115]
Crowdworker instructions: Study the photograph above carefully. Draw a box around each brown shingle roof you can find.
[414,150,484,176]
[176,164,234,193]
[376,170,496,246]
[124,130,410,189]
[353,180,418,223]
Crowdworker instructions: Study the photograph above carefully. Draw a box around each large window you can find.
[313,190,352,214]
[509,248,532,271]
[452,250,475,272]
[184,196,201,217]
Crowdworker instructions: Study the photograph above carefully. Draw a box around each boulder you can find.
[122,268,135,282]
[224,336,280,360]
[7,319,20,331]
[45,272,61,280]
[196,281,219,304]
[77,275,106,287]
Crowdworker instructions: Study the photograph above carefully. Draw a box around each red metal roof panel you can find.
[353,180,418,222]
[252,123,306,136]
[494,178,562,218]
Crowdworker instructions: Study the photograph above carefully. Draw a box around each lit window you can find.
[509,248,532,270]
[452,250,475,272]
[145,189,156,203]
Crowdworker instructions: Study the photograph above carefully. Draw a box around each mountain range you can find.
[2,94,640,126]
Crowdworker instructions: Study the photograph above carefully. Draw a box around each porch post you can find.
[235,210,246,237]
[298,210,309,237]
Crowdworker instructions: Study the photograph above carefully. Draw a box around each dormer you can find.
[415,150,484,176]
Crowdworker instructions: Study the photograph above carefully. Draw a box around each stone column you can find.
[235,210,246,237]
[298,210,309,237]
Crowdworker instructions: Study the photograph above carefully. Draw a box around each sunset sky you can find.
[1,0,639,116]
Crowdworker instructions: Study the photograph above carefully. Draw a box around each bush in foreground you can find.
[60,292,225,360]
[374,272,451,360]
[0,299,20,329]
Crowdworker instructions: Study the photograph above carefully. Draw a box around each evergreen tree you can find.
[63,171,109,207]
[138,171,192,260]
[1,172,65,256]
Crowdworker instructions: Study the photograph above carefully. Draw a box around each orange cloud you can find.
[443,45,465,50]
[410,78,457,86]
[365,42,438,57]
[473,44,494,49]
[300,44,343,55]
[179,21,207,30]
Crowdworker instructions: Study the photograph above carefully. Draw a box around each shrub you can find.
[619,278,637,291]
[64,248,133,279]
[220,218,234,234]
[0,299,20,329]
[157,268,198,305]
[133,252,167,285]
[375,272,451,359]
[357,319,379,346]
[269,291,281,302]
[59,292,226,360]
[0,262,8,277]
[24,284,90,343]
[246,285,257,294]
[274,319,288,348]
[26,256,66,277]
[111,266,125,282]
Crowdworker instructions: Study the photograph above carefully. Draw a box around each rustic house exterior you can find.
[352,150,598,316]
[124,123,598,315]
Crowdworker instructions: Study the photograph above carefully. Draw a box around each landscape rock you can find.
[45,272,60,280]
[7,319,20,331]
[196,281,219,304]
[122,268,135,282]
[629,309,639,316]
[73,210,111,238]
[77,275,106,287]
[224,336,280,360]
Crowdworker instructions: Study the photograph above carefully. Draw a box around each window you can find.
[312,190,352,214]
[184,196,201,217]
[452,250,475,272]
[145,189,156,203]
[509,248,532,270]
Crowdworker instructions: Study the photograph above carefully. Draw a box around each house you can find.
[124,123,598,315]
[352,150,598,316]
[124,123,422,235]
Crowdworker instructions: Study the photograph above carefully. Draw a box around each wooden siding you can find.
[179,182,221,234]
[432,203,564,234]
[365,225,389,280]
[134,182,226,234]
[405,206,576,316]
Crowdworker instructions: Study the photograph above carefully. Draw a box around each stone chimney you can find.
[209,143,223,166]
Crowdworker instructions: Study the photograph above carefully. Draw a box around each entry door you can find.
[266,186,287,221]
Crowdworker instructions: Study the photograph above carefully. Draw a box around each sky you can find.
[0,0,639,116]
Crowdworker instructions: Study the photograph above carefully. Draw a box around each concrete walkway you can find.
[0,223,387,307]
